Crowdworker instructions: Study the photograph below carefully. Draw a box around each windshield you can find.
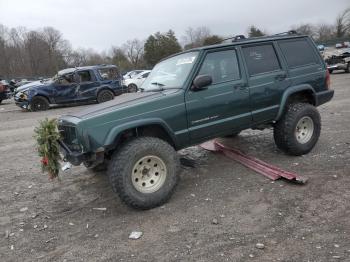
[141,51,198,91]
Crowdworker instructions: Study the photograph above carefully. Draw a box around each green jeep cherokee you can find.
[58,32,334,209]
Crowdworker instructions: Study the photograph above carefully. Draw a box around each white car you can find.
[123,70,146,80]
[123,70,151,92]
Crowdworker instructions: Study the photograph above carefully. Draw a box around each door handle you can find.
[275,73,287,81]
[233,83,247,90]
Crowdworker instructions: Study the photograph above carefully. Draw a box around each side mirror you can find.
[192,75,212,91]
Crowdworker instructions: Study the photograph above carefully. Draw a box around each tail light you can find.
[0,84,4,92]
[325,69,331,89]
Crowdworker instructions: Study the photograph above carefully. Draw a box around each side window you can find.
[242,44,281,76]
[278,39,320,68]
[99,68,119,80]
[59,73,75,85]
[198,49,240,85]
[142,72,150,78]
[78,71,92,82]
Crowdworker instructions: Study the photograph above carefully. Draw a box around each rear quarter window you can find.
[278,38,320,68]
[242,44,281,76]
[98,68,120,80]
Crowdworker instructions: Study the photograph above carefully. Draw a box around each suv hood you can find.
[66,92,163,119]
[16,80,46,93]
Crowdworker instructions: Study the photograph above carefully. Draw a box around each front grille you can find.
[58,125,80,151]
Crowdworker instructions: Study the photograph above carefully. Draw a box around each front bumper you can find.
[58,140,86,166]
[316,90,334,106]
[14,96,30,109]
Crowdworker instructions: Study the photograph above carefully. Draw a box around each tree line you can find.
[0,8,349,79]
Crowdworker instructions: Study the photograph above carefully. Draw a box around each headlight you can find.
[19,91,28,100]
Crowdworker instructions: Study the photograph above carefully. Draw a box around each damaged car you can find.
[324,48,350,73]
[14,65,125,111]
[0,79,12,104]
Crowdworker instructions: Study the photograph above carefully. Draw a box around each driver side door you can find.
[185,48,252,142]
[53,72,78,103]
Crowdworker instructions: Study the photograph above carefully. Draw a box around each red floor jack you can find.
[200,140,308,184]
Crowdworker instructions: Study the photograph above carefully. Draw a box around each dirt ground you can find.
[0,73,350,262]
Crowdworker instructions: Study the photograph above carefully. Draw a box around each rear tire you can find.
[97,89,114,103]
[30,96,49,111]
[273,103,321,156]
[108,137,179,210]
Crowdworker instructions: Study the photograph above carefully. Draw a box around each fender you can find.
[275,84,316,121]
[30,91,53,104]
[103,118,178,148]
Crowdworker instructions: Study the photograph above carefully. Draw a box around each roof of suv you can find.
[58,64,117,75]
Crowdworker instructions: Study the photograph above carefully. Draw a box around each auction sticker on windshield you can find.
[176,56,196,65]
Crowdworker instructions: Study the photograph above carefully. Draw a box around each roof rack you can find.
[213,35,246,45]
[273,30,298,36]
[213,30,299,45]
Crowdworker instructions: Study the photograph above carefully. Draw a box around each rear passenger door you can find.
[185,48,251,141]
[241,43,290,123]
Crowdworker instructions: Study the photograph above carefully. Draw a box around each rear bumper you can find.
[315,90,334,106]
[58,139,86,166]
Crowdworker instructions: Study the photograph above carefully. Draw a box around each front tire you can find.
[97,89,114,103]
[30,96,49,111]
[345,63,350,73]
[128,84,138,93]
[108,137,179,210]
[273,103,321,156]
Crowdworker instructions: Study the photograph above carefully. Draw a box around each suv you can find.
[15,65,124,111]
[58,33,334,210]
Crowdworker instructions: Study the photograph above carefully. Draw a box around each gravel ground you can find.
[0,73,349,262]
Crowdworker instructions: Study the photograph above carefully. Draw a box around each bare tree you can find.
[317,24,335,41]
[123,39,144,68]
[291,23,317,38]
[182,26,211,49]
[335,8,350,38]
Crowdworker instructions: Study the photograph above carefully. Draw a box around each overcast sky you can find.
[0,0,349,52]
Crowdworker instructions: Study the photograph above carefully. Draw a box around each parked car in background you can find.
[123,70,151,92]
[0,79,11,104]
[324,48,350,73]
[335,43,343,49]
[317,44,325,52]
[14,64,126,111]
[123,70,146,79]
